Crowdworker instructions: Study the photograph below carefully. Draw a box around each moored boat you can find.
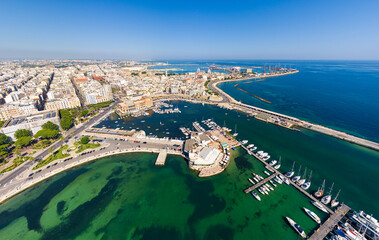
[321,182,334,205]
[314,179,325,198]
[285,217,307,238]
[285,161,296,178]
[301,170,312,190]
[331,189,341,207]
[312,201,328,213]
[292,165,302,182]
[303,207,321,224]
[297,168,307,185]
[251,191,261,201]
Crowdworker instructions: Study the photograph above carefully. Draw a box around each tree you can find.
[60,109,73,130]
[15,136,33,148]
[0,133,10,145]
[42,121,59,131]
[80,110,89,117]
[80,136,90,144]
[14,129,32,139]
[34,129,59,139]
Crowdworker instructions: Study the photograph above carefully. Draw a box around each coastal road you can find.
[0,100,120,187]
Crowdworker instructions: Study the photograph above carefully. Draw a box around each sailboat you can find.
[297,168,307,185]
[321,182,334,205]
[274,157,281,169]
[285,161,295,178]
[314,179,325,198]
[292,165,302,182]
[331,189,341,207]
[232,124,238,137]
[301,170,312,190]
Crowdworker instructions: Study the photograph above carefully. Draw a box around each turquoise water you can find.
[0,102,377,239]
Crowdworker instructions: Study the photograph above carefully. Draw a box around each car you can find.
[143,142,147,144]
[47,165,51,169]
[53,163,57,166]
[28,173,34,177]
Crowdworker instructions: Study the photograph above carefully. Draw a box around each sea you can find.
[0,61,378,239]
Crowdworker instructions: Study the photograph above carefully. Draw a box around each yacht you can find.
[262,155,270,161]
[251,191,261,201]
[269,160,277,166]
[273,157,281,169]
[331,189,341,207]
[350,211,379,239]
[312,201,328,213]
[292,165,302,182]
[280,175,290,185]
[321,182,334,205]
[286,217,307,238]
[241,140,248,145]
[285,161,296,178]
[250,146,257,151]
[303,207,321,224]
[301,170,312,190]
[297,168,307,186]
[314,179,325,198]
[247,144,255,148]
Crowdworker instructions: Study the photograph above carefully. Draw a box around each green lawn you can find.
[32,139,55,149]
[1,156,34,173]
[75,142,101,153]
[33,145,70,169]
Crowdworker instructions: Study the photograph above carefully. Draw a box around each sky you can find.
[0,0,378,60]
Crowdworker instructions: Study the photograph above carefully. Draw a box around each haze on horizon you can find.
[1,0,378,60]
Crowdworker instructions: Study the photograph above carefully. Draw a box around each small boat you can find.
[269,179,277,187]
[269,160,277,166]
[314,179,325,198]
[292,165,302,182]
[301,170,312,190]
[274,157,281,169]
[297,168,307,186]
[285,161,296,178]
[232,133,238,137]
[248,178,255,184]
[274,176,283,184]
[247,144,255,148]
[303,207,321,224]
[241,140,248,145]
[280,175,290,185]
[266,183,274,191]
[286,217,307,238]
[251,191,261,201]
[250,146,257,151]
[264,170,271,176]
[331,189,341,207]
[321,182,334,205]
[253,177,260,183]
[312,201,328,213]
[257,188,265,195]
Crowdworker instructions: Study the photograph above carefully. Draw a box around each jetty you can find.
[309,204,351,240]
[244,172,279,193]
[155,149,167,166]
[240,143,333,214]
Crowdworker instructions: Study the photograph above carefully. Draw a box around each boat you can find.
[257,187,265,195]
[262,155,270,161]
[285,217,307,238]
[266,183,274,191]
[350,211,379,239]
[269,160,277,166]
[292,165,302,182]
[285,161,296,178]
[232,133,238,137]
[331,189,341,207]
[264,170,271,176]
[342,222,367,240]
[312,201,328,213]
[247,144,255,148]
[269,179,277,187]
[301,170,312,190]
[314,179,325,198]
[297,168,307,185]
[248,178,255,184]
[241,140,248,145]
[253,177,260,182]
[250,146,257,151]
[280,175,290,185]
[321,182,334,205]
[251,191,261,201]
[274,176,283,184]
[303,207,321,224]
[233,124,238,137]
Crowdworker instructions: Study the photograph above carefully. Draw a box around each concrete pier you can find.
[244,172,279,193]
[309,204,351,240]
[155,149,167,166]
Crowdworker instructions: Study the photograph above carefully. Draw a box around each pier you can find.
[308,204,351,240]
[243,172,279,193]
[155,149,167,166]
[240,144,333,214]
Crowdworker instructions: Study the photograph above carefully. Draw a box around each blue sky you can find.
[1,0,378,60]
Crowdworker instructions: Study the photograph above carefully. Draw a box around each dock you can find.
[155,149,167,166]
[244,172,279,193]
[308,204,351,240]
[240,144,333,214]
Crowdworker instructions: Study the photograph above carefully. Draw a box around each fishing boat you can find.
[314,179,325,198]
[301,170,312,190]
[285,217,307,238]
[297,168,307,186]
[321,182,334,205]
[312,201,328,213]
[331,189,341,207]
[303,207,321,224]
[251,191,261,201]
[292,165,302,182]
[285,161,296,178]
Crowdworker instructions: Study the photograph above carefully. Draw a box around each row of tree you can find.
[59,109,73,130]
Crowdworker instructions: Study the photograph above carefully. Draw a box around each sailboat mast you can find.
[333,189,341,200]
[291,161,295,171]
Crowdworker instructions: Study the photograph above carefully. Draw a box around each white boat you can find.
[286,217,307,238]
[331,189,341,207]
[232,133,238,137]
[248,178,255,184]
[304,207,321,224]
[343,222,367,240]
[312,201,328,213]
[250,146,257,151]
[266,183,274,191]
[292,165,302,182]
[258,188,265,195]
[264,170,271,176]
[274,163,281,169]
[301,170,312,190]
[247,144,255,148]
[269,160,277,166]
[314,179,325,198]
[274,176,283,184]
[253,177,260,182]
[269,179,277,187]
[241,140,248,144]
[251,191,261,201]
[262,155,270,161]
[297,168,307,185]
[285,161,296,178]
[280,175,290,185]
[321,182,334,205]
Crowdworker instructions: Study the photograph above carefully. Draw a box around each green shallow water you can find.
[0,102,378,239]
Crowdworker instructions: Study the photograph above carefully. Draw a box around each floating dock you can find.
[244,172,279,193]
[308,204,351,240]
[155,149,167,166]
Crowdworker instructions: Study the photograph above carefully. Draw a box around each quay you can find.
[308,204,351,240]
[155,149,167,166]
[240,144,333,214]
[243,172,279,193]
